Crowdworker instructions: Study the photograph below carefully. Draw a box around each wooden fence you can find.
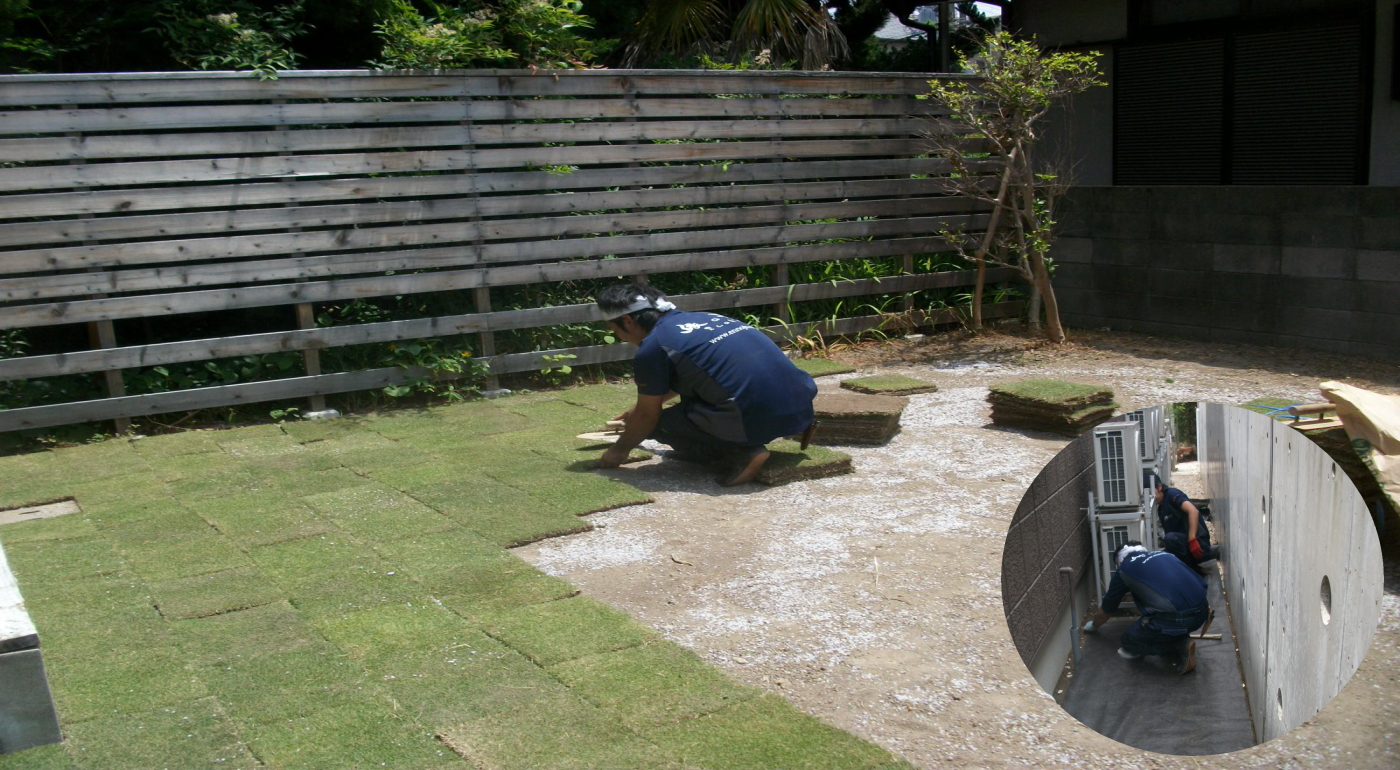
[0,69,1017,432]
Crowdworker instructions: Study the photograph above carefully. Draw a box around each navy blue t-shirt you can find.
[1102,549,1207,618]
[1157,486,1193,535]
[633,310,817,445]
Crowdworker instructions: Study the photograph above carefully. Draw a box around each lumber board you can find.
[0,300,1019,433]
[0,157,997,220]
[0,268,1018,380]
[0,70,960,106]
[0,117,935,163]
[0,98,947,136]
[0,227,984,329]
[0,137,945,192]
[0,177,954,249]
[1,202,983,276]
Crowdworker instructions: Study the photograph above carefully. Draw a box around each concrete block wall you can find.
[1199,403,1385,742]
[1002,432,1097,688]
[1051,186,1400,360]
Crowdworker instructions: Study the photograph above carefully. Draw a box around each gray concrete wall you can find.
[1371,1,1400,185]
[1001,433,1096,689]
[1051,186,1400,361]
[1199,403,1385,743]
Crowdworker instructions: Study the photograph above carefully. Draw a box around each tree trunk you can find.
[972,146,1019,331]
[1014,139,1066,344]
[1027,283,1042,330]
[1029,249,1066,343]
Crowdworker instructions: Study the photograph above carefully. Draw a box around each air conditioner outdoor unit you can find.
[1093,420,1143,508]
[1087,492,1156,598]
[1125,410,1149,459]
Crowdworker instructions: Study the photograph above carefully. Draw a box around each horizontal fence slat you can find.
[0,137,948,192]
[2,198,980,275]
[0,177,957,249]
[0,269,1019,380]
[0,70,959,107]
[0,98,947,136]
[0,300,1021,432]
[0,157,995,220]
[0,226,986,328]
[0,118,935,163]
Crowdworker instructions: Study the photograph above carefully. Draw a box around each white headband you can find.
[604,295,676,320]
[1116,544,1147,563]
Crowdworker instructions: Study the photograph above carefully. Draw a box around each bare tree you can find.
[922,31,1103,343]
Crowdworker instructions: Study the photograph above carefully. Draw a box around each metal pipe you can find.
[1060,566,1081,664]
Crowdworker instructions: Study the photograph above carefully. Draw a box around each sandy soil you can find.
[515,329,1400,768]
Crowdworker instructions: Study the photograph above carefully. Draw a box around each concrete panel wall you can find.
[1053,186,1400,360]
[1199,403,1384,743]
[1371,1,1400,185]
[1002,433,1097,689]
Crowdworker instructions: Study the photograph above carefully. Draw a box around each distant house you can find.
[1000,0,1399,360]
[872,12,929,53]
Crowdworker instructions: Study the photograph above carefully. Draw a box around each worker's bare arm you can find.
[601,394,668,467]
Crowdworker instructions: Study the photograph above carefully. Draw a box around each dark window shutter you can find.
[1115,38,1226,185]
[1230,24,1363,184]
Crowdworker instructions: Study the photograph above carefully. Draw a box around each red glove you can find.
[1188,538,1204,560]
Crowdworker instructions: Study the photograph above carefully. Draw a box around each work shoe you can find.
[1117,648,1142,660]
[1178,638,1197,674]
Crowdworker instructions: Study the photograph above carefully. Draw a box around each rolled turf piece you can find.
[839,374,938,396]
[988,379,1117,436]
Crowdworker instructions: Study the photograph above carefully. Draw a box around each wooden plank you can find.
[1,157,995,220]
[0,137,941,192]
[0,299,1020,434]
[0,213,988,304]
[0,177,958,249]
[0,228,983,329]
[0,269,1020,380]
[0,71,955,106]
[0,117,932,163]
[3,198,981,275]
[0,98,946,136]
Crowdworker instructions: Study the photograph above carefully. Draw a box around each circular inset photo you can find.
[1000,402,1384,755]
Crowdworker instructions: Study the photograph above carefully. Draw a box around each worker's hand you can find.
[1188,538,1204,560]
[613,408,633,423]
[1082,619,1098,633]
[598,445,629,468]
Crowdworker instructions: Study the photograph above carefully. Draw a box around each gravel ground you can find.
[515,328,1400,768]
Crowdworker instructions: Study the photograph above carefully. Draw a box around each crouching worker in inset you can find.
[1082,542,1214,674]
[594,283,818,486]
[1153,476,1217,574]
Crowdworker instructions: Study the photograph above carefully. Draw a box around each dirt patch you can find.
[515,328,1400,768]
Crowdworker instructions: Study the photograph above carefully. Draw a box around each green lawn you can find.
[0,385,899,770]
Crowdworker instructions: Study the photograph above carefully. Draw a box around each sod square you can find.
[129,430,224,458]
[203,645,377,725]
[410,478,594,547]
[216,434,312,461]
[148,566,284,619]
[300,429,401,457]
[366,460,468,489]
[166,468,272,501]
[118,533,253,583]
[504,399,607,434]
[301,484,455,543]
[63,696,252,770]
[439,691,676,770]
[279,415,378,443]
[481,595,656,667]
[47,440,153,482]
[65,474,171,510]
[82,490,185,529]
[372,528,576,611]
[250,534,419,617]
[330,445,439,476]
[755,440,853,485]
[16,575,168,653]
[105,508,217,546]
[988,379,1114,411]
[173,601,321,666]
[46,642,207,724]
[314,601,478,667]
[0,457,70,510]
[247,701,459,770]
[151,451,239,483]
[238,449,347,481]
[486,457,653,516]
[0,743,73,770]
[2,537,127,582]
[555,384,635,415]
[645,694,896,769]
[792,357,857,377]
[429,403,533,437]
[550,640,757,731]
[189,491,336,546]
[839,374,938,396]
[0,512,97,544]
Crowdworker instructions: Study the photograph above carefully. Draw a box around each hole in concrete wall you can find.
[1320,575,1332,626]
[1330,463,1336,479]
[1277,688,1284,722]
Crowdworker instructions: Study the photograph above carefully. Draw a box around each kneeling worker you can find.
[595,283,818,486]
[1082,541,1212,674]
[1153,476,1217,573]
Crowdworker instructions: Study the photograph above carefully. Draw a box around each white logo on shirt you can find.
[676,322,713,334]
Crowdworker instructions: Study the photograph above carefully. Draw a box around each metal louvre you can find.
[1115,38,1226,185]
[1231,23,1364,184]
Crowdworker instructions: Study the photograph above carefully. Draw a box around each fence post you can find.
[67,105,130,434]
[462,92,500,390]
[272,99,326,412]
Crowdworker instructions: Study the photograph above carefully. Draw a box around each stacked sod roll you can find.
[988,379,1117,436]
